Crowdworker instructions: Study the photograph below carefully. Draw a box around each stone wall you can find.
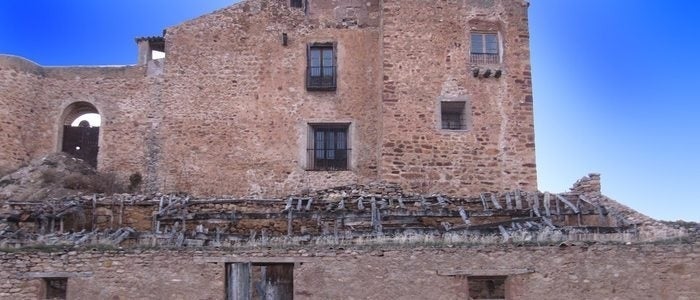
[0,56,154,183]
[380,0,537,195]
[0,0,537,197]
[158,0,383,196]
[1,242,698,299]
[0,56,43,175]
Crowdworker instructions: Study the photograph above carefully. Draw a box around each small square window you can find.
[308,124,350,171]
[470,32,500,64]
[290,0,303,8]
[44,277,67,299]
[468,276,506,300]
[307,43,336,91]
[441,101,467,130]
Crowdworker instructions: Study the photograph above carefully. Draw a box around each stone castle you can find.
[1,1,697,299]
[1,0,535,198]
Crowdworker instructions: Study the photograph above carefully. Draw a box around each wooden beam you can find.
[436,268,535,276]
[555,194,580,214]
[490,194,502,210]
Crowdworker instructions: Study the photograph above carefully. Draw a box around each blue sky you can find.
[1,1,697,221]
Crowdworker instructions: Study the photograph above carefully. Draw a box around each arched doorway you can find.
[59,102,101,168]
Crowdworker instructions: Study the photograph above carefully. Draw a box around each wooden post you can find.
[458,206,470,225]
[119,196,124,227]
[226,263,252,300]
[287,209,293,237]
[490,194,502,209]
[515,190,523,209]
[480,194,489,210]
[543,192,551,217]
[91,194,97,231]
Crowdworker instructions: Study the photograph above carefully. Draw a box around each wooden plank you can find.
[287,209,293,237]
[305,197,313,211]
[498,225,510,240]
[226,263,251,300]
[490,194,502,209]
[543,192,551,217]
[458,206,470,225]
[555,194,580,214]
[283,197,292,211]
[480,194,489,210]
[436,268,534,276]
[91,194,97,230]
[505,193,513,210]
[296,198,303,211]
[398,196,406,209]
[371,198,382,236]
[515,190,523,209]
[532,193,541,217]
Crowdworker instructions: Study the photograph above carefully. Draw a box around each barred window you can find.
[308,124,349,171]
[441,101,467,130]
[307,44,336,90]
[470,32,500,64]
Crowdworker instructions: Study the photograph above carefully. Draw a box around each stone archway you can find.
[59,102,101,168]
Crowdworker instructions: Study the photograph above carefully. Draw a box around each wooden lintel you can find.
[24,271,93,278]
[436,268,535,276]
[195,257,314,264]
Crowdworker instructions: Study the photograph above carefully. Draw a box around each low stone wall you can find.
[1,242,698,299]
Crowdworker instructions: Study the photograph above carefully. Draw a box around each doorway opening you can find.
[59,102,101,168]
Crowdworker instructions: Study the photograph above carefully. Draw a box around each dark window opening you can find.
[307,44,336,90]
[441,101,467,130]
[468,276,506,300]
[290,0,303,8]
[44,277,67,299]
[470,32,500,64]
[226,263,293,300]
[308,124,349,171]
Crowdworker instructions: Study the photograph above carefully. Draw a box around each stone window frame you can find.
[306,42,338,91]
[306,122,351,171]
[469,31,502,65]
[43,277,68,299]
[437,96,471,132]
[299,121,355,172]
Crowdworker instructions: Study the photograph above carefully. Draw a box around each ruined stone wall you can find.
[380,0,537,195]
[0,56,43,175]
[37,66,156,179]
[1,243,698,299]
[159,0,383,196]
[0,55,158,183]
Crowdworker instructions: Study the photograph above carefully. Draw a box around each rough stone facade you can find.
[0,0,536,197]
[1,243,698,299]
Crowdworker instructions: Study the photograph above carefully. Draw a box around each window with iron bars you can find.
[308,124,349,171]
[470,32,500,64]
[441,101,467,130]
[307,43,336,91]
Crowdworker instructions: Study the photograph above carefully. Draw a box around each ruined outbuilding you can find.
[0,1,698,299]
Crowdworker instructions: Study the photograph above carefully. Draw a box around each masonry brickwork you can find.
[0,0,535,198]
[1,243,699,299]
